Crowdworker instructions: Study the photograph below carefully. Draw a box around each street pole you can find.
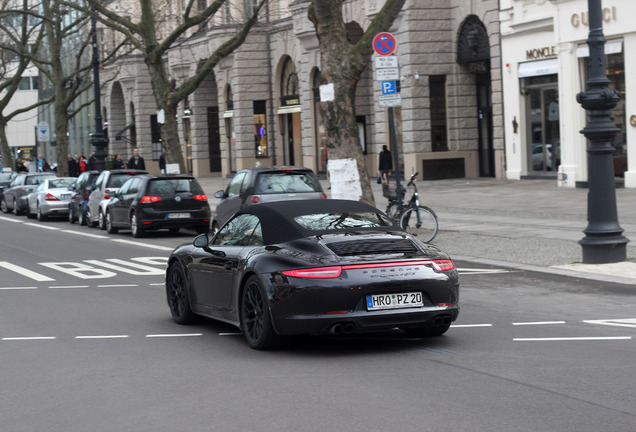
[90,14,108,172]
[388,107,403,211]
[576,0,629,263]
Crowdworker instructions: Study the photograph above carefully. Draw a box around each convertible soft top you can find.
[235,199,402,244]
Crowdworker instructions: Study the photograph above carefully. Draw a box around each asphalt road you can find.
[1,213,635,431]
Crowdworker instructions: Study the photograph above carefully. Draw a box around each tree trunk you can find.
[0,120,14,171]
[162,103,186,173]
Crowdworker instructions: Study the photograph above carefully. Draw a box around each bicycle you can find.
[384,172,438,242]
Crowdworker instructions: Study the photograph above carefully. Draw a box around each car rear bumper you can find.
[40,200,71,215]
[138,208,210,230]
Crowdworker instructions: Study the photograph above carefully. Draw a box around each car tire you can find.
[78,209,87,226]
[36,203,47,221]
[402,321,451,338]
[13,198,22,216]
[131,213,144,238]
[240,275,281,350]
[1,198,8,213]
[106,210,118,234]
[166,261,196,325]
[98,209,106,230]
[25,202,34,219]
[68,206,75,224]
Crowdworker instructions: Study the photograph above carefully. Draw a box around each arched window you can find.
[280,57,299,107]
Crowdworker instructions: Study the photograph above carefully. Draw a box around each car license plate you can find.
[167,213,190,219]
[61,194,70,199]
[367,292,423,311]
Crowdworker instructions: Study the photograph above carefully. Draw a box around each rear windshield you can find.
[106,173,139,188]
[49,178,74,188]
[147,178,203,195]
[254,172,322,194]
[25,175,54,186]
[294,212,393,230]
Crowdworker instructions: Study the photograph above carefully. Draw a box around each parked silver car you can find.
[87,169,147,229]
[212,167,326,235]
[1,172,56,215]
[26,177,75,220]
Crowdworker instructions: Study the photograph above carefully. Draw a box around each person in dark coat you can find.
[88,152,97,170]
[127,148,146,170]
[378,145,392,183]
[159,149,166,174]
[67,154,80,177]
[112,154,124,169]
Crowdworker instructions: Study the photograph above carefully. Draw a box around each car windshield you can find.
[254,172,322,194]
[147,178,203,195]
[25,175,53,186]
[49,178,74,188]
[294,212,393,230]
[106,173,136,188]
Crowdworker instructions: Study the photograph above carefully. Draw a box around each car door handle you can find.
[224,261,233,270]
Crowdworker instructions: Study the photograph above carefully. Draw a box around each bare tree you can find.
[79,0,268,174]
[0,0,49,170]
[309,0,405,205]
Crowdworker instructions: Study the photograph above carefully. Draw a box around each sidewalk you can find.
[198,176,636,286]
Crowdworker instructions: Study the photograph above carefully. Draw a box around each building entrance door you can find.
[208,107,221,172]
[526,77,560,174]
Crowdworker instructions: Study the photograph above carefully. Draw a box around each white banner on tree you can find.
[327,158,362,201]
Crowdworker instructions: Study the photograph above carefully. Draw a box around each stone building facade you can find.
[100,0,503,181]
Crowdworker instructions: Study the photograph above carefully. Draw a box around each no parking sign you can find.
[373,32,397,56]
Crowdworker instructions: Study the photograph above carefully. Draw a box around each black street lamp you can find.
[576,0,629,263]
[90,14,108,172]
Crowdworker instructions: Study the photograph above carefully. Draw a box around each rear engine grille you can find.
[326,239,419,256]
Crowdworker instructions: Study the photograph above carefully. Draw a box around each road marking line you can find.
[60,230,109,239]
[513,321,566,326]
[458,268,511,275]
[97,284,138,288]
[0,286,38,290]
[149,283,164,286]
[146,333,203,338]
[0,261,55,281]
[110,239,173,251]
[0,216,22,223]
[584,319,636,328]
[450,324,493,328]
[75,335,129,339]
[49,285,90,289]
[24,223,60,230]
[514,336,631,342]
[219,332,243,336]
[2,337,56,341]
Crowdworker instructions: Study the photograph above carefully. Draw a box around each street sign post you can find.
[381,81,397,95]
[37,121,50,143]
[378,94,402,108]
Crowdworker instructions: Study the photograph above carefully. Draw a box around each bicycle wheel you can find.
[385,202,400,222]
[400,206,438,242]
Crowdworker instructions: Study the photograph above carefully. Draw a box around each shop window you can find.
[253,100,267,157]
[429,75,448,151]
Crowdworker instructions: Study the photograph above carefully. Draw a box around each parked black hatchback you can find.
[104,175,210,237]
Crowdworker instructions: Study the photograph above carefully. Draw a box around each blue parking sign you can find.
[381,81,396,95]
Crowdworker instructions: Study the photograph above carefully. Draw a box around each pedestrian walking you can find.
[378,145,392,184]
[159,149,166,174]
[67,154,79,177]
[89,152,97,170]
[78,155,87,173]
[127,148,146,170]
[112,154,124,169]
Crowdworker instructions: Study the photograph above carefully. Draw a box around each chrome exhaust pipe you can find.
[442,316,452,325]
[329,324,344,335]
[432,316,443,327]
[344,323,355,334]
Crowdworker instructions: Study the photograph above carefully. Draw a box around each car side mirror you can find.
[193,234,225,256]
[214,190,225,199]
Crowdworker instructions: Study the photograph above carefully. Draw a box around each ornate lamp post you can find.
[576,0,629,263]
[90,14,108,172]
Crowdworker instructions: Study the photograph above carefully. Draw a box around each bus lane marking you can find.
[0,261,55,282]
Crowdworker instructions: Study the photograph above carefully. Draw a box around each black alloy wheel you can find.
[25,202,34,219]
[1,198,7,213]
[166,262,195,324]
[106,210,118,234]
[131,213,144,238]
[240,276,281,350]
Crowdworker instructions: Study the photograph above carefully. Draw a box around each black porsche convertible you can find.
[165,199,459,349]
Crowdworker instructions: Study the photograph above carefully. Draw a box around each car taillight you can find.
[193,194,207,201]
[104,189,111,200]
[281,260,455,279]
[140,196,162,203]
[282,266,342,279]
[250,195,261,204]
[44,193,59,201]
[321,193,327,199]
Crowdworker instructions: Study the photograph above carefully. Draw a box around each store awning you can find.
[517,58,558,78]
[576,39,622,57]
[276,105,301,114]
